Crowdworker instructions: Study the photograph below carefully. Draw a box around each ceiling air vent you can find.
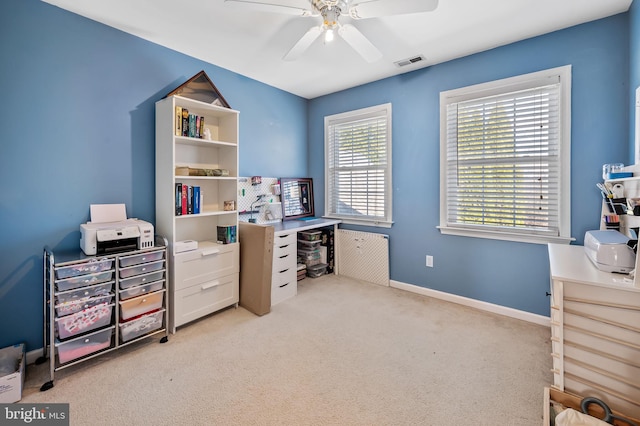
[394,55,426,68]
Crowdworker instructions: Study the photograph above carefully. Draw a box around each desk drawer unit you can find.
[271,232,297,306]
[550,278,640,419]
[172,243,239,329]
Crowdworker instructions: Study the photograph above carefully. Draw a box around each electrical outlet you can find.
[426,255,433,268]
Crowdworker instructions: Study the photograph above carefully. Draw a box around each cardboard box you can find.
[238,222,273,316]
[0,343,25,403]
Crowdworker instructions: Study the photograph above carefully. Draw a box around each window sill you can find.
[437,226,574,245]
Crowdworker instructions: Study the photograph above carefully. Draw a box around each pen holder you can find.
[607,198,627,215]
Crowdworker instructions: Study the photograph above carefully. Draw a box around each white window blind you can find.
[440,66,572,244]
[325,104,392,227]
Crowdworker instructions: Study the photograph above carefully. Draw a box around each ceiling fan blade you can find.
[224,0,316,16]
[338,24,382,63]
[348,0,439,19]
[283,26,323,61]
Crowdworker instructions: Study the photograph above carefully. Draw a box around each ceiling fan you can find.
[224,0,439,62]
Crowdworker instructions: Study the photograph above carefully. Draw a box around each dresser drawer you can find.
[274,232,296,251]
[271,268,296,306]
[273,248,296,273]
[173,273,239,327]
[174,243,239,291]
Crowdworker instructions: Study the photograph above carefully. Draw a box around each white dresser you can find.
[547,243,640,418]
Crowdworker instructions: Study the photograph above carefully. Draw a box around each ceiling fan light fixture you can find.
[325,28,335,43]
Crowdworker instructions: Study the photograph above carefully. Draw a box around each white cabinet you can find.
[271,232,297,305]
[155,95,239,332]
[547,243,640,419]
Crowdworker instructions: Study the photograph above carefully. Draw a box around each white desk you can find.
[547,243,640,419]
[238,218,341,315]
[271,217,341,236]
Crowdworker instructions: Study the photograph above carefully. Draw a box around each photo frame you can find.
[164,70,231,108]
[280,177,314,220]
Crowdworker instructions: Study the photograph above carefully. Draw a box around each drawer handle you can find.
[279,282,289,288]
[201,249,220,257]
[278,244,290,249]
[202,281,221,290]
[279,268,290,274]
[279,254,289,259]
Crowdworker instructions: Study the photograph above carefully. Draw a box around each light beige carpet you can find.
[22,274,552,425]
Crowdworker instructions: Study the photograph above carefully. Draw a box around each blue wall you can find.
[308,14,630,317]
[0,0,307,351]
[0,0,635,352]
[631,0,640,159]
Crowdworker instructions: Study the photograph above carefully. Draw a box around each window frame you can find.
[324,103,393,228]
[438,66,573,244]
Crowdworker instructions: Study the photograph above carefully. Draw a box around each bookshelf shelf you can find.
[156,95,239,332]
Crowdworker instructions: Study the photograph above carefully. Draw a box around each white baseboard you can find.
[27,348,46,365]
[390,280,550,327]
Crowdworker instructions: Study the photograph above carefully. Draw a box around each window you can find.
[325,103,392,227]
[439,66,572,244]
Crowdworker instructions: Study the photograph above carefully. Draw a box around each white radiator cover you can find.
[337,230,389,286]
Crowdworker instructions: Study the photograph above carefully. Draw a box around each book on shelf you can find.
[195,116,201,139]
[182,108,189,137]
[188,114,196,138]
[175,183,182,216]
[187,186,193,214]
[193,186,200,214]
[175,106,182,136]
[217,225,237,244]
[181,184,188,215]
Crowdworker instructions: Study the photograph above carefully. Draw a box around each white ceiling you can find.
[42,0,632,99]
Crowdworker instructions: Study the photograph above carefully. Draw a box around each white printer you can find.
[79,204,154,255]
[584,230,636,274]
[81,218,154,255]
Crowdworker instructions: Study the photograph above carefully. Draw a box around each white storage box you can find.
[119,260,164,279]
[56,327,113,364]
[55,259,113,279]
[0,343,25,403]
[56,270,113,291]
[119,290,165,320]
[119,280,164,300]
[119,309,165,343]
[55,303,114,339]
[119,270,164,290]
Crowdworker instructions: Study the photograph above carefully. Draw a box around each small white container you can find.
[119,280,164,301]
[118,250,164,268]
[119,309,165,343]
[56,270,113,292]
[55,259,113,279]
[119,290,165,320]
[119,260,164,279]
[119,270,164,290]
[56,326,113,364]
[55,303,114,340]
[56,282,113,304]
[55,294,113,317]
